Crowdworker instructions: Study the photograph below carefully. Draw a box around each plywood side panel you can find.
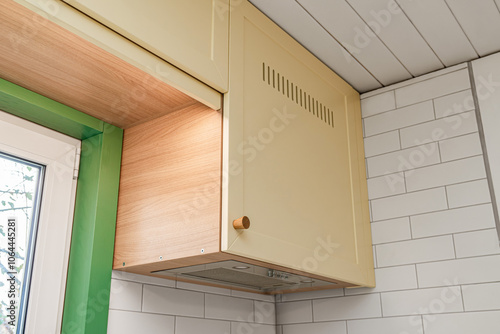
[114,102,222,269]
[0,0,199,129]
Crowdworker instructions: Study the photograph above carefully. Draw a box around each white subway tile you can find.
[423,311,500,334]
[142,285,204,317]
[361,91,396,118]
[366,143,440,178]
[312,294,382,321]
[280,288,343,302]
[254,301,276,325]
[399,111,477,149]
[371,217,412,245]
[361,64,467,100]
[367,173,406,200]
[232,323,276,334]
[417,255,500,288]
[395,69,470,107]
[283,321,346,334]
[231,289,275,302]
[347,316,424,334]
[376,236,455,267]
[371,188,448,222]
[111,270,175,287]
[345,265,417,295]
[434,90,475,119]
[205,294,254,322]
[381,287,463,317]
[276,301,312,325]
[439,133,482,162]
[454,229,500,258]
[109,279,142,312]
[462,282,500,311]
[176,281,230,296]
[410,204,495,238]
[107,310,174,334]
[176,317,230,334]
[364,131,401,157]
[364,101,435,137]
[446,179,491,208]
[405,156,486,192]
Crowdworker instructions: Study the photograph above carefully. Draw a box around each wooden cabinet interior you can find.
[114,101,356,293]
[0,0,197,129]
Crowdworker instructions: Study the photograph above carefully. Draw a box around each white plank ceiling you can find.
[249,0,500,93]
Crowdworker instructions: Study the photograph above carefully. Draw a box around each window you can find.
[0,110,80,333]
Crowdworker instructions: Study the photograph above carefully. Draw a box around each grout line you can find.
[372,225,500,247]
[452,233,458,259]
[369,175,486,203]
[432,98,437,119]
[408,216,414,240]
[379,293,384,318]
[362,87,473,123]
[377,253,500,271]
[141,284,144,312]
[309,299,314,323]
[365,109,476,141]
[371,200,491,225]
[361,65,468,99]
[414,264,420,289]
[459,285,466,312]
[253,300,256,323]
[393,90,397,111]
[365,128,478,157]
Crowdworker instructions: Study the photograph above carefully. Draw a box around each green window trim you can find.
[0,78,123,334]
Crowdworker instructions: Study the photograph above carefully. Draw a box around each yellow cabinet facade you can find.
[61,0,230,92]
[113,0,374,293]
[221,1,374,287]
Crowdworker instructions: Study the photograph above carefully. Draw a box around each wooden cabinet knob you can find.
[233,216,250,229]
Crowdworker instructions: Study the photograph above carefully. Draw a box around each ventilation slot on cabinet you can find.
[262,62,335,128]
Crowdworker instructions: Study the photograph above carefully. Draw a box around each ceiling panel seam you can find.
[443,0,480,57]
[293,0,384,87]
[343,0,415,78]
[393,0,446,68]
[494,0,500,15]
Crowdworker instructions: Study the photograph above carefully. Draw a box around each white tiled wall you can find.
[107,271,276,334]
[108,61,500,334]
[276,64,500,334]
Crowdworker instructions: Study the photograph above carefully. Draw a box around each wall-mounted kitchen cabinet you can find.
[61,0,229,92]
[113,0,374,294]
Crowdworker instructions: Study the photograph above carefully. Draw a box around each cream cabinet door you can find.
[221,1,374,287]
[61,0,229,92]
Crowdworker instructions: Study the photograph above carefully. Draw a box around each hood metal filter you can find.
[153,260,337,293]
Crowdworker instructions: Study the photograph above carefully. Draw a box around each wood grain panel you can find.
[0,0,197,129]
[114,102,222,268]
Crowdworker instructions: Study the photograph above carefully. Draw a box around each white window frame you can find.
[0,110,80,333]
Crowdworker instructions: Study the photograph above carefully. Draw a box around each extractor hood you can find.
[154,260,337,293]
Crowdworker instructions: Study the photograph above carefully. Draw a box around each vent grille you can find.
[182,268,297,290]
[262,62,335,128]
